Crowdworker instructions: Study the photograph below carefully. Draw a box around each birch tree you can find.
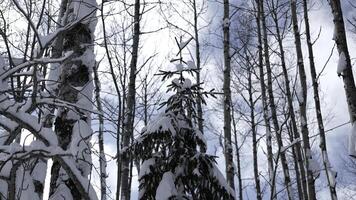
[267,0,307,197]
[0,0,98,199]
[254,0,275,197]
[260,0,293,198]
[329,0,356,158]
[49,0,98,199]
[290,0,317,199]
[303,0,338,199]
[223,0,236,191]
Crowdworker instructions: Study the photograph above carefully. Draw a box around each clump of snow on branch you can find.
[155,172,178,200]
[176,63,183,71]
[306,149,321,178]
[139,158,156,179]
[143,113,176,136]
[186,60,196,69]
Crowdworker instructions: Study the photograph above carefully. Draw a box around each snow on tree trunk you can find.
[48,0,98,199]
[30,0,70,197]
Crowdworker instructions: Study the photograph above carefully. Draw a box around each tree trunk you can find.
[303,0,338,199]
[94,63,107,200]
[120,0,141,199]
[269,0,307,198]
[260,1,293,199]
[290,0,317,199]
[193,0,205,153]
[287,122,304,199]
[255,1,275,197]
[223,0,236,191]
[232,108,243,200]
[49,0,98,198]
[247,56,262,200]
[329,0,356,157]
[100,0,123,198]
[30,0,69,197]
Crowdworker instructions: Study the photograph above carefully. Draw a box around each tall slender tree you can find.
[255,0,275,197]
[260,0,293,198]
[303,0,338,199]
[93,63,107,200]
[223,0,236,191]
[290,0,317,199]
[192,0,205,147]
[268,0,307,198]
[120,0,141,199]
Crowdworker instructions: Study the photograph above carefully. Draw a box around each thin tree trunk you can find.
[260,1,293,199]
[192,0,204,150]
[287,121,304,199]
[255,1,275,197]
[269,0,307,198]
[223,0,236,191]
[303,0,338,199]
[100,1,123,198]
[246,55,262,200]
[290,0,317,199]
[232,108,243,200]
[94,63,107,200]
[120,0,141,199]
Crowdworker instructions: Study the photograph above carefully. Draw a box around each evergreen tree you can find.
[130,39,235,200]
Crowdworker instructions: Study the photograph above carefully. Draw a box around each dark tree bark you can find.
[120,0,141,199]
[192,0,204,149]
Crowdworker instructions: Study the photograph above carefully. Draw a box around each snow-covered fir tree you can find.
[129,39,235,200]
